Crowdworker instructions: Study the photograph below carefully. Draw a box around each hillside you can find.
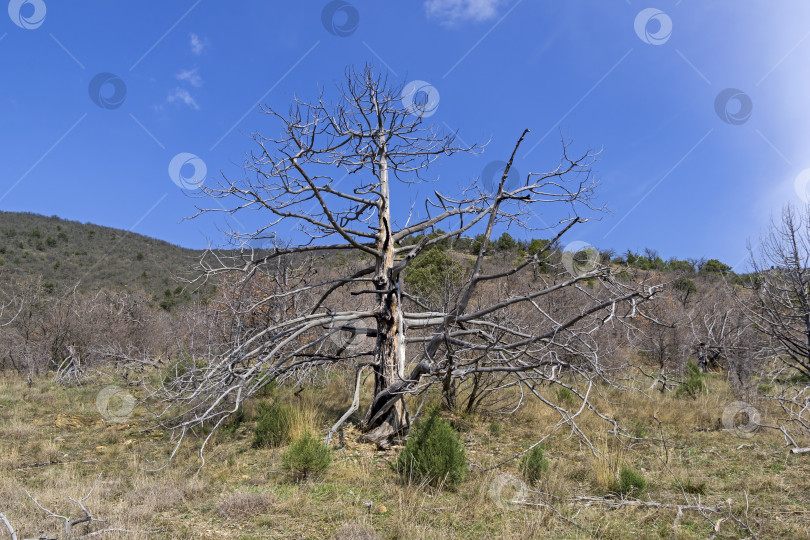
[0,211,202,297]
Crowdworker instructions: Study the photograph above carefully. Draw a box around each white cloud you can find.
[167,88,199,110]
[189,33,206,55]
[424,0,504,24]
[176,68,203,88]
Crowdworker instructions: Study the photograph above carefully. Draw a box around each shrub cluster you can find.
[396,408,467,489]
[520,445,549,486]
[281,431,331,481]
[676,360,707,399]
[619,466,647,497]
[253,402,294,448]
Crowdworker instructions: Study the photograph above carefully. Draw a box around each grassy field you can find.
[0,371,808,539]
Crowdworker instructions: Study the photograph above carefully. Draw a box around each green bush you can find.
[496,232,516,251]
[555,386,576,408]
[527,238,549,256]
[396,408,467,489]
[701,259,731,275]
[404,246,465,304]
[615,269,633,281]
[788,373,810,384]
[281,431,331,481]
[668,259,695,273]
[676,361,707,399]
[673,276,697,294]
[253,402,293,448]
[520,445,549,486]
[470,234,487,255]
[619,466,647,496]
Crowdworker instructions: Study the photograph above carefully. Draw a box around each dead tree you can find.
[159,65,658,453]
[7,473,134,539]
[53,343,90,386]
[738,204,810,380]
[695,343,720,372]
[0,279,23,328]
[629,290,688,393]
[688,287,761,398]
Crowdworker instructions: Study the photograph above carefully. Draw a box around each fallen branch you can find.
[0,513,17,540]
[514,491,759,537]
[325,363,371,446]
[16,460,98,471]
[566,495,721,514]
[22,473,136,539]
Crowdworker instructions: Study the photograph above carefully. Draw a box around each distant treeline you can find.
[400,229,734,276]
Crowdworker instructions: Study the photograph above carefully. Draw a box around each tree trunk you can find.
[360,141,408,447]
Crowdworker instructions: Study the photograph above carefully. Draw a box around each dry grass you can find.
[214,491,277,520]
[287,395,322,442]
[0,370,808,538]
[333,521,380,539]
[0,417,39,440]
[126,475,208,512]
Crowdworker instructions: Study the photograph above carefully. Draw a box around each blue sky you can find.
[2,0,809,269]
